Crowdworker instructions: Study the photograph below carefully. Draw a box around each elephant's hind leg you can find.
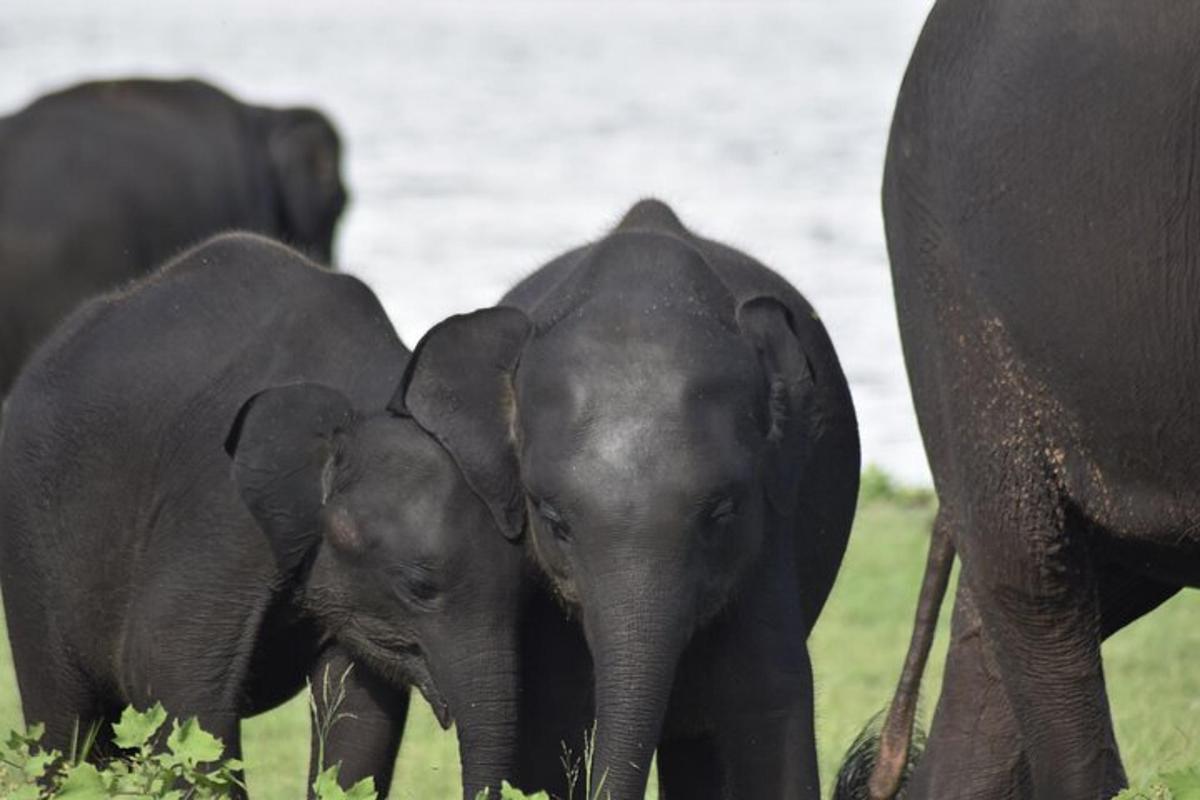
[962,487,1124,799]
[906,580,1029,799]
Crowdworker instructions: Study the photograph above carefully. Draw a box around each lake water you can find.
[2,0,936,483]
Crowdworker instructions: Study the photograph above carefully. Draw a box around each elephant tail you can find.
[834,508,955,800]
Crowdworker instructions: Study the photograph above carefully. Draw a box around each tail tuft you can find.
[832,709,926,800]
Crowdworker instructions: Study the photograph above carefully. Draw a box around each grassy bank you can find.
[0,489,1197,798]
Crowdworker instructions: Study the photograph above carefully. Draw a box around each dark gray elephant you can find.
[0,233,524,799]
[402,199,860,799]
[836,3,1200,799]
[0,78,347,397]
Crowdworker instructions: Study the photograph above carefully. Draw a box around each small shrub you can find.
[0,695,377,799]
[0,704,242,799]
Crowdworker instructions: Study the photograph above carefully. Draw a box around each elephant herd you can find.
[1,3,1199,799]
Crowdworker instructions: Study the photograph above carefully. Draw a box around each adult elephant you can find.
[403,199,860,798]
[0,78,347,397]
[0,233,524,799]
[837,3,1200,799]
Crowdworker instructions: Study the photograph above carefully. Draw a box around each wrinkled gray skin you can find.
[841,3,1200,798]
[0,234,524,799]
[405,200,860,799]
[0,78,347,398]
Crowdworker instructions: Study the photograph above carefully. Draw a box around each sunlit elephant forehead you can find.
[518,360,762,476]
[524,406,759,514]
[521,337,760,420]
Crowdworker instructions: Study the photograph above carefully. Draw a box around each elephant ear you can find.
[225,383,356,573]
[267,108,346,259]
[736,296,816,515]
[390,307,533,541]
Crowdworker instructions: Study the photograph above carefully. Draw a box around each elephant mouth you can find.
[412,669,452,729]
[347,630,454,728]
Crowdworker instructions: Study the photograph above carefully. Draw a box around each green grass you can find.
[0,496,1197,797]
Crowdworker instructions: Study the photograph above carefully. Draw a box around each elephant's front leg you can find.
[661,609,820,800]
[307,646,410,799]
[713,645,820,799]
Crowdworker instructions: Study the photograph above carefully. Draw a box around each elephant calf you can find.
[398,199,861,799]
[0,77,347,397]
[0,234,525,799]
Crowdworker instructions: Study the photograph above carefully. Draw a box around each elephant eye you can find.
[537,500,571,543]
[388,563,441,606]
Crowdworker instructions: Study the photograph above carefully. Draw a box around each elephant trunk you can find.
[584,578,692,800]
[438,635,521,800]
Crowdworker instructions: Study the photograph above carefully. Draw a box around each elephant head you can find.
[261,107,347,264]
[403,236,818,799]
[224,310,528,799]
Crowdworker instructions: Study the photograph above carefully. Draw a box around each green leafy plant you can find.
[0,682,381,800]
[0,704,243,799]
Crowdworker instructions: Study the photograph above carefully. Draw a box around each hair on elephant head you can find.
[224,336,527,798]
[262,107,347,264]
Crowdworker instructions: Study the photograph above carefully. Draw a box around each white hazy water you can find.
[2,0,935,483]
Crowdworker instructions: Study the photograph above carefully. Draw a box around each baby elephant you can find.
[0,233,525,798]
[402,199,862,799]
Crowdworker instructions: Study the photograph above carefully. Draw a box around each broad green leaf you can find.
[23,749,55,779]
[9,785,42,800]
[56,762,109,800]
[112,703,169,750]
[5,729,32,754]
[344,775,378,800]
[166,717,225,766]
[313,764,347,800]
[500,781,550,800]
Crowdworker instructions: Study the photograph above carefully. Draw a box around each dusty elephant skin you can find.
[837,3,1200,799]
[0,78,347,398]
[402,199,860,799]
[0,234,525,800]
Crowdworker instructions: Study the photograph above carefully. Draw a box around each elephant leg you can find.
[961,491,1124,800]
[688,636,820,799]
[714,698,820,800]
[656,735,721,800]
[513,588,593,800]
[191,714,245,800]
[307,646,409,800]
[15,666,111,759]
[906,580,1029,799]
[113,612,246,795]
[122,690,245,799]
